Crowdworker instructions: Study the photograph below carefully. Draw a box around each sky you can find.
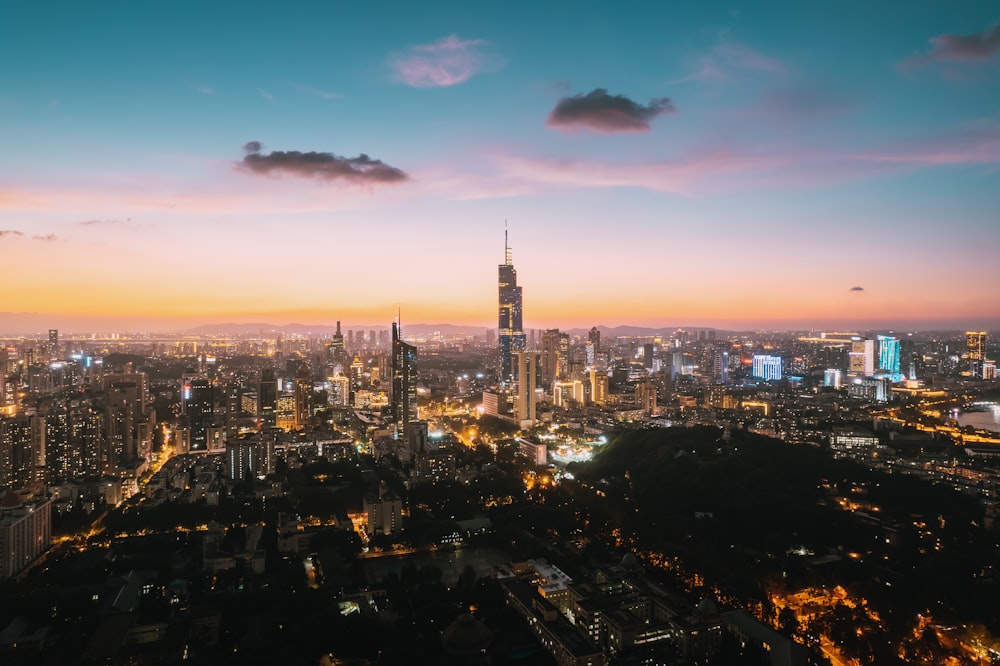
[1,1,999,333]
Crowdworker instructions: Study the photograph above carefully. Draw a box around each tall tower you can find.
[498,228,526,384]
[514,350,538,427]
[391,319,418,438]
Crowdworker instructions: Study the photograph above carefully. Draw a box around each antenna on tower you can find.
[504,219,512,265]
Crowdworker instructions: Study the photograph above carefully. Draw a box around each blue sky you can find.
[1,1,998,332]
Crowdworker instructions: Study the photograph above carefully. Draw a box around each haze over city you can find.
[2,1,999,333]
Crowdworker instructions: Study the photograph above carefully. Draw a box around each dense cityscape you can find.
[1,234,999,665]
[3,2,999,665]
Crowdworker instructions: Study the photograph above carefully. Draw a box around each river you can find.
[956,404,1000,433]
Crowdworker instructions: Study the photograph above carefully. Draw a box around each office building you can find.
[967,331,987,377]
[751,355,783,381]
[47,329,58,361]
[878,335,901,376]
[849,339,875,376]
[514,351,539,427]
[391,321,418,438]
[183,378,214,451]
[293,362,311,430]
[498,230,526,384]
[258,369,277,430]
[541,329,568,389]
[0,492,51,580]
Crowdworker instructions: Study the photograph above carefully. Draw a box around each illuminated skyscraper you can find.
[294,362,312,430]
[391,320,418,438]
[258,368,277,430]
[967,331,987,377]
[540,329,566,389]
[877,335,901,376]
[498,230,526,384]
[183,378,214,451]
[47,329,58,360]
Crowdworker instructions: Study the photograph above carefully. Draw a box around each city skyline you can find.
[2,2,999,333]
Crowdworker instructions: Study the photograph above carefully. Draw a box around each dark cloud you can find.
[0,230,24,237]
[547,88,675,133]
[903,23,1000,67]
[238,142,407,184]
[849,286,864,292]
[32,233,57,241]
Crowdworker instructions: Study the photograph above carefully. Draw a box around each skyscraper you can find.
[967,331,987,377]
[498,230,526,384]
[849,339,875,376]
[877,335,901,377]
[47,329,58,361]
[294,362,312,430]
[514,350,538,427]
[541,329,567,389]
[391,320,418,438]
[258,368,277,430]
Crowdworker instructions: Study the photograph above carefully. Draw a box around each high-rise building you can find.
[588,327,601,354]
[329,321,346,362]
[514,351,539,427]
[258,369,277,430]
[877,335,901,377]
[498,230,526,384]
[849,339,875,376]
[104,374,148,468]
[967,331,987,377]
[636,381,657,415]
[183,378,214,451]
[391,321,418,438]
[0,493,51,580]
[47,329,58,361]
[751,355,783,381]
[293,362,311,429]
[540,329,568,389]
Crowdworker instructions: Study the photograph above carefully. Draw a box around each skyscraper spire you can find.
[504,219,512,266]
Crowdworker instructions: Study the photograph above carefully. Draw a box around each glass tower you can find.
[498,230,526,384]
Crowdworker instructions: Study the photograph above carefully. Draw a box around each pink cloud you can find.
[463,122,1000,198]
[390,35,497,87]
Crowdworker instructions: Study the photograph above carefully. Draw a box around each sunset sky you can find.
[1,1,998,333]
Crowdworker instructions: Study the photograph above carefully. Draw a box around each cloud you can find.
[197,85,215,95]
[80,218,130,226]
[673,42,787,83]
[390,35,497,87]
[902,23,1000,67]
[298,86,341,100]
[258,89,275,103]
[546,89,676,133]
[849,286,865,292]
[238,142,408,184]
[0,229,56,241]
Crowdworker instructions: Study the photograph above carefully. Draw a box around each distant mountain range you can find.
[177,322,718,338]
